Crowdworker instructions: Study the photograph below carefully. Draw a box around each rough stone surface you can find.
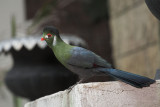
[25,81,160,107]
[111,3,159,57]
[116,45,160,78]
[109,0,142,18]
[109,1,160,78]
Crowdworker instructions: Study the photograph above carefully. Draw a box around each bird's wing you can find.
[67,47,112,68]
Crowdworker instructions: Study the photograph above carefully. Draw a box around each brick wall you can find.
[109,0,160,78]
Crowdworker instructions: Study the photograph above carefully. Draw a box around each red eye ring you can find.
[47,33,52,37]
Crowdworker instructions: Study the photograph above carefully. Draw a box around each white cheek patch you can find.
[53,36,57,46]
[45,35,48,39]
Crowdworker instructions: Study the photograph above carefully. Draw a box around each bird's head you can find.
[41,26,59,47]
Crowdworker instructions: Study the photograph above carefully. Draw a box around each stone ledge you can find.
[25,80,160,107]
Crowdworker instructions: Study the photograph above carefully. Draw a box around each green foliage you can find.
[0,81,2,87]
[32,0,58,26]
[13,95,21,107]
[11,15,16,37]
[28,0,58,34]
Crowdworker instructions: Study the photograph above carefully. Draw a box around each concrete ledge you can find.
[25,80,160,107]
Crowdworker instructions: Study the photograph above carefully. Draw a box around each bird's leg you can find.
[77,79,85,84]
[67,79,85,93]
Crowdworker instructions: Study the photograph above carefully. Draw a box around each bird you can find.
[41,26,155,88]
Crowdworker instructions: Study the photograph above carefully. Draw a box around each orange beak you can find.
[41,37,45,41]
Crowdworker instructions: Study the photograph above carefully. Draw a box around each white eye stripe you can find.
[45,35,48,38]
[53,35,57,46]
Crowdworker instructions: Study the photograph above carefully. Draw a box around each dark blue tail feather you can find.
[97,68,155,88]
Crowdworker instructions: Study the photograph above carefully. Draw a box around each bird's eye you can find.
[47,33,52,37]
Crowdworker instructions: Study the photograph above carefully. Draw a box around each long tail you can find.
[97,68,155,88]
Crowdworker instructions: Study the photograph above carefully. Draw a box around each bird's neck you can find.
[47,36,62,48]
[50,36,70,52]
[50,36,73,66]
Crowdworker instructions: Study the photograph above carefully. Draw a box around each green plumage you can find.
[42,27,74,67]
[51,40,73,67]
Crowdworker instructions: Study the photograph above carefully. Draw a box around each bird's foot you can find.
[67,84,76,93]
[67,79,84,93]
